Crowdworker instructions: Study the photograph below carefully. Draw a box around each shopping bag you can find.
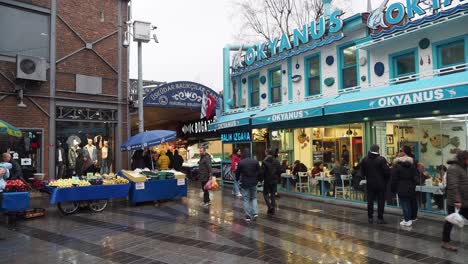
[204,178,213,191]
[211,176,219,190]
[445,208,467,228]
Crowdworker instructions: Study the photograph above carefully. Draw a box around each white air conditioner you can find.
[16,55,47,81]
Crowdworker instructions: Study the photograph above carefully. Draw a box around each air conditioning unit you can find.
[16,55,47,81]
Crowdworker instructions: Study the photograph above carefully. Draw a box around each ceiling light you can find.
[440,118,456,121]
[394,119,410,122]
[415,117,436,120]
[432,110,441,115]
[448,114,468,118]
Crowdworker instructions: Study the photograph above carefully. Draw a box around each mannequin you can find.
[68,140,79,176]
[100,140,110,175]
[56,141,66,179]
[83,138,97,171]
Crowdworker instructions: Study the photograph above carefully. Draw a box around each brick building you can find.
[0,0,129,179]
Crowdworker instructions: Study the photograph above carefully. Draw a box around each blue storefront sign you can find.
[221,131,252,143]
[326,85,468,115]
[253,109,320,125]
[143,81,221,109]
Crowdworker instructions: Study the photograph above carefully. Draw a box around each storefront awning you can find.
[208,110,258,131]
[324,71,468,115]
[251,97,332,126]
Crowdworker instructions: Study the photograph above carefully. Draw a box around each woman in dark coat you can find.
[131,150,145,170]
[391,152,418,227]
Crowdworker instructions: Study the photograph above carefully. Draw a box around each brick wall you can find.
[0,0,130,177]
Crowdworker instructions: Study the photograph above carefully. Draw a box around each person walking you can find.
[231,148,242,197]
[441,150,468,252]
[198,147,212,207]
[236,148,260,223]
[261,149,281,215]
[391,151,418,227]
[360,144,390,224]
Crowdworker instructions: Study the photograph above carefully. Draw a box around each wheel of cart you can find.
[57,201,79,215]
[87,199,108,212]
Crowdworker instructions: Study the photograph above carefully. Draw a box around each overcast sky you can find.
[129,0,372,92]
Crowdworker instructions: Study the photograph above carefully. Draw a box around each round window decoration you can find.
[260,76,266,84]
[326,56,334,66]
[261,93,267,99]
[361,75,367,82]
[241,78,246,84]
[324,77,335,87]
[282,70,286,74]
[419,38,430,49]
[374,62,385,77]
[295,63,300,69]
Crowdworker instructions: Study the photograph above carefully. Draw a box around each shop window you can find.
[268,67,282,104]
[437,40,465,75]
[0,4,50,59]
[340,45,358,89]
[248,74,260,107]
[305,55,321,96]
[0,129,43,177]
[390,49,417,84]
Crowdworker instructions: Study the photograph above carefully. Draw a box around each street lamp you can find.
[124,20,158,133]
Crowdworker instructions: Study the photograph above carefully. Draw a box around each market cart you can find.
[1,192,30,226]
[120,170,188,204]
[46,184,130,214]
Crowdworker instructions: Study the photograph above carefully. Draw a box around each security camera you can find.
[152,33,159,43]
[123,38,129,48]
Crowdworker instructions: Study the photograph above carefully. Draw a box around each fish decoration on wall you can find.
[450,148,461,154]
[420,129,429,153]
[298,128,310,149]
[429,135,460,148]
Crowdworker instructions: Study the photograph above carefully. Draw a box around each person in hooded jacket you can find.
[198,147,212,207]
[441,150,468,252]
[236,148,260,222]
[261,149,282,215]
[391,151,418,227]
[172,150,184,171]
[231,149,242,197]
[360,144,390,224]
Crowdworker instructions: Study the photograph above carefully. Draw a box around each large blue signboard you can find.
[143,81,221,109]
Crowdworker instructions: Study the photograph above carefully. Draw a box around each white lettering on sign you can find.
[271,111,304,122]
[217,120,239,129]
[372,89,447,108]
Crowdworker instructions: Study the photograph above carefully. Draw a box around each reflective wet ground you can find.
[1,184,467,264]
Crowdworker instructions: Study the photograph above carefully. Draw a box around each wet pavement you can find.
[1,184,467,264]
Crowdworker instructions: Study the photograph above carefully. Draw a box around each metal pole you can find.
[116,0,123,171]
[138,41,144,133]
[48,0,57,180]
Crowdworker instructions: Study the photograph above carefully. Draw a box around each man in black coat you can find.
[2,153,23,180]
[261,149,282,215]
[198,147,212,207]
[360,144,390,224]
[236,148,260,222]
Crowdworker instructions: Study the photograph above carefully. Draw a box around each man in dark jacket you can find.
[442,150,468,252]
[391,152,418,227]
[360,144,390,224]
[198,147,212,207]
[173,150,184,171]
[261,149,281,215]
[2,153,23,180]
[236,148,260,222]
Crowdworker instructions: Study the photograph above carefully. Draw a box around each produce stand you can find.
[1,192,31,227]
[128,179,187,203]
[119,170,188,204]
[46,184,130,214]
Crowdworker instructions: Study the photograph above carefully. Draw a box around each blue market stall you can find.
[46,184,130,214]
[121,130,188,203]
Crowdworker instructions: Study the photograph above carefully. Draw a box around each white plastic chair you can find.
[335,175,351,198]
[296,172,310,192]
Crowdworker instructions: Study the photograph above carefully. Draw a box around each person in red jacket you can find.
[231,148,242,197]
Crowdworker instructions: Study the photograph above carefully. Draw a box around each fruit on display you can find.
[103,176,129,185]
[48,179,91,188]
[4,180,28,192]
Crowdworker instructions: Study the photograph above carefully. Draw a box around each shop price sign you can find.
[135,182,145,190]
[177,179,185,186]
